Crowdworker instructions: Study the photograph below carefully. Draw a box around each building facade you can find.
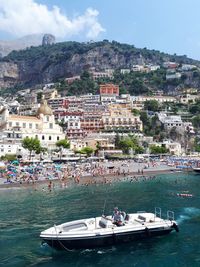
[0,100,65,149]
[102,104,143,131]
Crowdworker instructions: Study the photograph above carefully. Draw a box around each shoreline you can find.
[0,168,185,190]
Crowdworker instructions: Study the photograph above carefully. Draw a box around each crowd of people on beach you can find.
[0,158,173,190]
[3,154,199,191]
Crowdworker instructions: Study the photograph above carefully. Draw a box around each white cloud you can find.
[0,0,105,39]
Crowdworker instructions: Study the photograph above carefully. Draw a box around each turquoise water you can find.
[0,173,200,267]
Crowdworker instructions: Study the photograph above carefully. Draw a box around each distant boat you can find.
[177,193,193,198]
[51,156,80,162]
[40,208,179,250]
[192,167,200,173]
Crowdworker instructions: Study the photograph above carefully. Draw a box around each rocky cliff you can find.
[0,40,200,90]
[0,62,19,88]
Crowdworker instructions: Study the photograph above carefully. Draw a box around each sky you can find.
[1,0,200,60]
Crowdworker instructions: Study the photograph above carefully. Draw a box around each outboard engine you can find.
[172,222,179,232]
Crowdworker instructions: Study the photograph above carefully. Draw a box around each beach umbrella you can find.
[0,162,6,169]
[7,171,13,175]
[12,160,19,165]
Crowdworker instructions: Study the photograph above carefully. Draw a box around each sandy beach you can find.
[0,160,184,189]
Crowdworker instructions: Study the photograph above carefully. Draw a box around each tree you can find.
[56,139,70,159]
[115,133,121,148]
[192,115,200,129]
[80,146,94,157]
[35,146,47,161]
[0,154,17,161]
[118,138,133,154]
[37,92,43,103]
[144,100,160,112]
[194,137,200,152]
[131,109,140,116]
[189,100,200,115]
[95,141,101,156]
[80,70,91,80]
[150,145,169,154]
[116,135,143,155]
[22,137,41,160]
[140,111,150,126]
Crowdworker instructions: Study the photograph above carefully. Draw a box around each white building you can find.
[178,94,199,104]
[0,100,65,149]
[131,95,176,107]
[166,72,181,80]
[157,113,194,134]
[120,69,131,74]
[180,64,197,71]
[146,65,160,71]
[0,142,26,158]
[150,140,182,156]
[132,65,146,72]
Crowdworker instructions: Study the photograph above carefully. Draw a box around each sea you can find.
[0,172,200,267]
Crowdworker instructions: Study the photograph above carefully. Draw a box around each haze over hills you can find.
[0,34,56,57]
[0,39,200,94]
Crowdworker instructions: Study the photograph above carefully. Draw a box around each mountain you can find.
[0,33,56,58]
[0,34,46,57]
[0,40,200,91]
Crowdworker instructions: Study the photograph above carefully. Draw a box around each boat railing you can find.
[167,210,174,221]
[155,207,162,218]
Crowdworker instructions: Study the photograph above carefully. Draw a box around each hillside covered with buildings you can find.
[0,40,200,160]
[1,40,200,95]
[0,81,200,160]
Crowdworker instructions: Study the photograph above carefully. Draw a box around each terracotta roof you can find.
[9,115,40,121]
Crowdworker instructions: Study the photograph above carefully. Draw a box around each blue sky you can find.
[1,0,200,59]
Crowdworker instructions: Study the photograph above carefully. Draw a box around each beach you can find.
[0,159,184,189]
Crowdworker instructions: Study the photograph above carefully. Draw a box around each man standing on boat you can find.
[112,207,124,226]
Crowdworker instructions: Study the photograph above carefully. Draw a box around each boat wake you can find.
[177,207,200,224]
[80,246,116,255]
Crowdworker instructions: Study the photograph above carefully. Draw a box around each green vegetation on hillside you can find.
[1,40,200,95]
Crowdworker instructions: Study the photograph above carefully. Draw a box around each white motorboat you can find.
[40,208,179,250]
[192,167,200,173]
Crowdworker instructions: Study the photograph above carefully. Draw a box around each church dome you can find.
[36,100,53,116]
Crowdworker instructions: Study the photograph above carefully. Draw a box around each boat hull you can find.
[193,168,200,173]
[42,227,173,250]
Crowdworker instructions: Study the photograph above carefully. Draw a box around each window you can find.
[42,135,45,140]
[35,124,38,129]
[23,123,26,128]
[57,136,60,141]
[46,116,49,122]
[9,122,12,127]
[7,133,11,138]
[29,123,32,129]
[49,123,53,129]
[49,136,52,140]
[16,122,19,126]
